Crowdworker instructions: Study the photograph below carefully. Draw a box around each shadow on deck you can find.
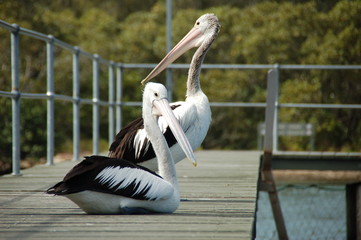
[0,150,260,240]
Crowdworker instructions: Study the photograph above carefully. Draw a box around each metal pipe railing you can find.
[121,63,361,70]
[72,47,80,161]
[10,24,21,176]
[115,65,123,134]
[1,19,361,176]
[92,55,100,155]
[108,62,115,146]
[46,35,55,166]
[166,0,173,102]
[0,20,119,175]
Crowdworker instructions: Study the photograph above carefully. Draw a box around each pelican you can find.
[47,82,196,214]
[109,13,220,170]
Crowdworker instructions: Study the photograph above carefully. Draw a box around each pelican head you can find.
[141,13,220,85]
[143,82,197,166]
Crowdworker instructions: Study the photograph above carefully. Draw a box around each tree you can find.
[0,0,360,174]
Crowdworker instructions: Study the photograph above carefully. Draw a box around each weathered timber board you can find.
[0,151,260,240]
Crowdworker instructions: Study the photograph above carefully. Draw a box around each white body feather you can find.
[65,166,180,214]
[66,190,179,214]
[139,91,211,171]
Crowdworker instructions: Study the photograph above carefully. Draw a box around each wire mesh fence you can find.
[256,184,346,240]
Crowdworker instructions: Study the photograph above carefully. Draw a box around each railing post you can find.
[260,68,288,240]
[346,183,361,239]
[72,47,80,161]
[264,69,279,153]
[108,61,115,145]
[11,24,21,176]
[166,0,173,101]
[116,64,123,133]
[272,65,279,152]
[92,54,100,155]
[46,35,55,165]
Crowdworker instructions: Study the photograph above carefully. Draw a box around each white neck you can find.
[186,34,216,97]
[143,109,179,190]
[186,46,205,97]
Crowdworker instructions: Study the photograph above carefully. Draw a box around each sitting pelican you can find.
[109,13,220,171]
[47,82,196,214]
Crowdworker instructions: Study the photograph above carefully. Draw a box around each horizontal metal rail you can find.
[279,103,361,109]
[0,20,111,64]
[0,91,265,108]
[0,91,111,106]
[122,63,361,70]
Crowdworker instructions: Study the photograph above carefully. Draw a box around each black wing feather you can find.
[46,156,162,200]
[108,105,181,164]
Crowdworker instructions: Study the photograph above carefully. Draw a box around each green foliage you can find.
[0,0,360,169]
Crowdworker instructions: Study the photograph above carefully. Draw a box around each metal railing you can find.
[0,20,121,175]
[260,69,361,239]
[1,19,361,176]
[263,67,361,157]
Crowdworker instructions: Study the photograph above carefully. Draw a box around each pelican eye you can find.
[196,21,200,25]
[154,93,158,97]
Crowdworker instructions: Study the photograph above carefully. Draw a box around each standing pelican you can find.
[109,14,220,170]
[47,83,196,214]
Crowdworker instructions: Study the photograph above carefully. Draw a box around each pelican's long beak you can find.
[141,27,205,85]
[153,98,197,167]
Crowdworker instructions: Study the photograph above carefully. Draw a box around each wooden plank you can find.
[0,151,260,240]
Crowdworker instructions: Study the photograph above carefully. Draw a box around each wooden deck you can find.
[0,150,260,240]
